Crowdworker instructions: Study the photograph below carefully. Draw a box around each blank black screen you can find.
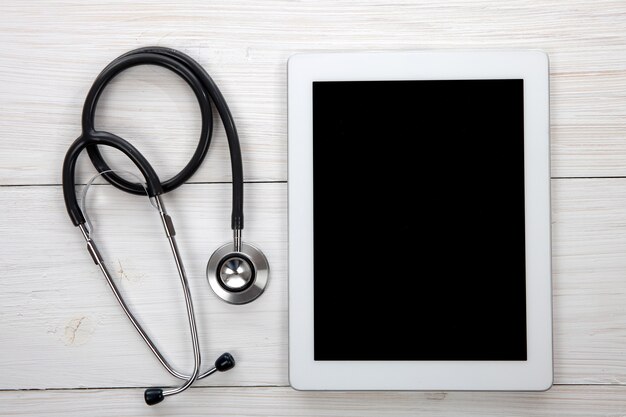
[313,80,526,361]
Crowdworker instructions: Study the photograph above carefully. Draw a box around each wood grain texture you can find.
[0,183,288,389]
[0,0,625,184]
[552,178,626,384]
[0,386,625,417]
[1,0,625,414]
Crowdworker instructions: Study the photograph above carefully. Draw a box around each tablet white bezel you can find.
[288,51,552,390]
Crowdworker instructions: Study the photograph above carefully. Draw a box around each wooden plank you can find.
[0,386,625,417]
[552,178,626,384]
[0,179,625,390]
[0,183,288,389]
[1,0,625,184]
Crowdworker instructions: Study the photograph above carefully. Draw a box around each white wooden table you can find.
[0,1,625,415]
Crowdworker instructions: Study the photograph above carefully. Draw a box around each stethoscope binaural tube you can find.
[63,132,163,226]
[62,134,235,405]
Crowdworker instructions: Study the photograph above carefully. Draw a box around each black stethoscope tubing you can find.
[64,46,244,230]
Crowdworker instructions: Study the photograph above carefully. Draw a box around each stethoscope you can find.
[61,47,269,405]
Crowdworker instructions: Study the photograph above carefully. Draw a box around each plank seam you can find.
[0,383,624,393]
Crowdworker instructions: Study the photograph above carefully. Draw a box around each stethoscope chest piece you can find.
[207,241,269,304]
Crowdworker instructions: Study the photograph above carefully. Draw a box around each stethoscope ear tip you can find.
[144,388,164,406]
[142,352,235,406]
[215,352,236,372]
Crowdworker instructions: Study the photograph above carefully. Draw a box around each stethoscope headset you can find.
[62,47,269,405]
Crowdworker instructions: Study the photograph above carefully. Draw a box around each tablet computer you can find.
[288,51,552,390]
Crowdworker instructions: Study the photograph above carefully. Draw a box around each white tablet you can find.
[288,51,552,391]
